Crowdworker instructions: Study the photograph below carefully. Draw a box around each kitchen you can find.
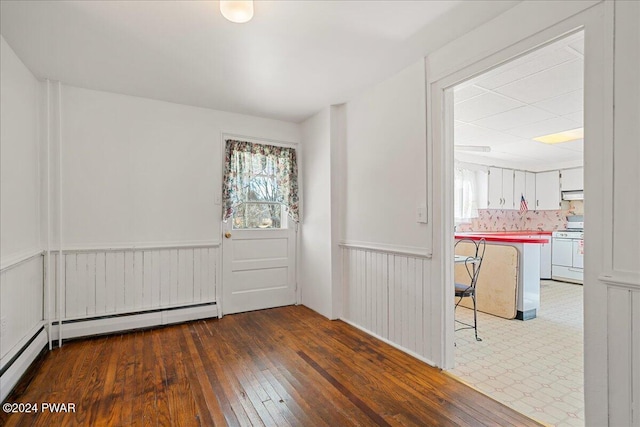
[450,31,586,426]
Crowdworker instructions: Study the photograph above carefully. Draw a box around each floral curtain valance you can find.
[222,139,299,222]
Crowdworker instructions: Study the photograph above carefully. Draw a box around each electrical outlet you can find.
[0,316,7,338]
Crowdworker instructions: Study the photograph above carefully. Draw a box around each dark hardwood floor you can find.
[1,306,542,426]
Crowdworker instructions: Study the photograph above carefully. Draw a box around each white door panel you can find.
[222,225,296,315]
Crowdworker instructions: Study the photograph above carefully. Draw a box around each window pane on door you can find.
[233,202,283,229]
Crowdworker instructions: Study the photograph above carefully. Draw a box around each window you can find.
[454,167,481,222]
[222,139,299,229]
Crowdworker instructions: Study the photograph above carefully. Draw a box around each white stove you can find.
[551,226,584,284]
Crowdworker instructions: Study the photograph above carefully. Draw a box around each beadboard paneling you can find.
[0,255,44,362]
[607,285,640,426]
[342,246,432,360]
[51,246,219,320]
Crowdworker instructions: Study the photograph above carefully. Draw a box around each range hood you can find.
[562,190,584,201]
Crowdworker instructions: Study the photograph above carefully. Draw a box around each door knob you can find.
[224,232,232,239]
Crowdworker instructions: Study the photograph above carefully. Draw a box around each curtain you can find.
[222,139,299,222]
[454,168,480,221]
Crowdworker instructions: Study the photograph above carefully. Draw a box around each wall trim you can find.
[340,317,437,368]
[339,240,432,258]
[598,272,640,291]
[0,327,47,403]
[0,249,43,272]
[61,241,221,252]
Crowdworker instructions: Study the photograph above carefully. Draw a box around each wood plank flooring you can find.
[1,306,542,426]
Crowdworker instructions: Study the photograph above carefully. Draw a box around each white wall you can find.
[0,35,45,402]
[343,60,429,253]
[300,107,332,318]
[338,1,640,425]
[60,86,300,249]
[0,35,41,264]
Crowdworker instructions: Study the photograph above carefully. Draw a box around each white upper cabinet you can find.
[525,172,536,208]
[561,167,584,191]
[514,170,526,207]
[488,167,515,209]
[502,169,515,209]
[514,170,536,209]
[535,170,561,210]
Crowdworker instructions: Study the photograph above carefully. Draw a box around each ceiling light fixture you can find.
[455,145,492,152]
[220,0,254,24]
[533,128,584,144]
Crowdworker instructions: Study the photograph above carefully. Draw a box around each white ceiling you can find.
[0,0,518,123]
[454,32,584,172]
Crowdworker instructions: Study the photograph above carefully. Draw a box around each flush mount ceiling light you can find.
[220,0,254,24]
[533,128,584,144]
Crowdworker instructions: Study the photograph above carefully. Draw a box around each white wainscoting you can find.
[0,253,44,364]
[603,278,640,426]
[51,245,220,321]
[341,244,434,365]
[0,253,46,402]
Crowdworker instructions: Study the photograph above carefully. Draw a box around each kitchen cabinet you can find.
[514,170,525,205]
[514,171,536,207]
[535,170,561,210]
[525,172,536,207]
[561,167,584,191]
[488,167,515,209]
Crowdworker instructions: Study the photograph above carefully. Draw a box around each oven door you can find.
[552,237,573,267]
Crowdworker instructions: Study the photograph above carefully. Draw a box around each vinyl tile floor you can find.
[449,280,584,427]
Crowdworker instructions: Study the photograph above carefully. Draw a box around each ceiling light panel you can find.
[506,117,580,140]
[533,128,583,144]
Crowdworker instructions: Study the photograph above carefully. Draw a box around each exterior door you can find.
[222,219,296,315]
[220,139,299,315]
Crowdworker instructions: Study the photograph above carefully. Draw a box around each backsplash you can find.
[456,209,568,232]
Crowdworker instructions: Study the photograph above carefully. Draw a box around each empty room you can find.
[1,1,638,426]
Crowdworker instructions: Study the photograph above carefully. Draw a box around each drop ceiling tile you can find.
[454,85,486,104]
[562,111,583,126]
[506,117,579,139]
[471,105,555,132]
[455,92,524,122]
[494,59,584,104]
[554,139,584,153]
[454,123,522,147]
[474,48,576,90]
[533,89,583,115]
[494,140,581,162]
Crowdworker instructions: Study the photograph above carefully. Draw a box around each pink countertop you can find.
[455,231,550,244]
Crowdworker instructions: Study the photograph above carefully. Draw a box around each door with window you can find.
[221,139,299,315]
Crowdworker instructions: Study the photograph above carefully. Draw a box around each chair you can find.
[454,238,486,341]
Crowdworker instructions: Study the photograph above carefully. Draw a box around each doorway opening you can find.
[449,31,585,426]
